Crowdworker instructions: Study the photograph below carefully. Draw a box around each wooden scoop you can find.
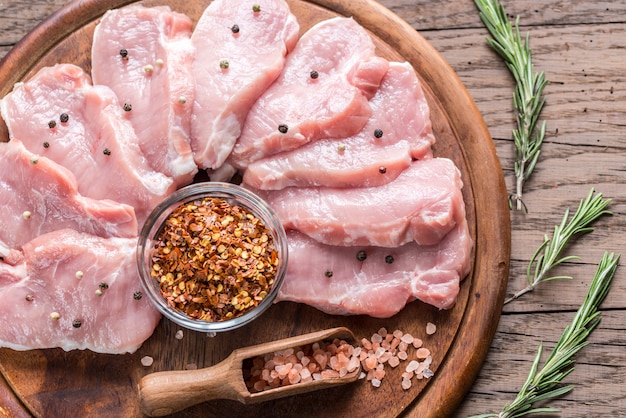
[138,327,361,417]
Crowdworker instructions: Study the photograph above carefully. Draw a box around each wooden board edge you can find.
[305,1,512,415]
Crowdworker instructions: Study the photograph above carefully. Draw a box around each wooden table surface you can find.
[1,0,625,417]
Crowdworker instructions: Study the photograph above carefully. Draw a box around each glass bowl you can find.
[136,182,288,333]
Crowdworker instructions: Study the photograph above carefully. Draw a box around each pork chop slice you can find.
[190,0,299,169]
[0,229,161,354]
[251,158,465,248]
[0,63,175,224]
[91,5,198,186]
[242,62,436,189]
[0,140,137,263]
[276,218,471,316]
[230,17,389,168]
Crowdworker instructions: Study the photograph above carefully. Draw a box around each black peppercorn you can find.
[120,49,128,59]
[379,166,387,174]
[310,70,319,79]
[72,319,82,328]
[385,255,394,264]
[325,269,333,278]
[231,24,240,33]
[133,291,143,300]
[356,250,367,261]
[374,128,383,138]
[48,120,56,129]
[59,113,69,123]
[123,103,132,112]
[43,142,50,148]
[103,148,111,156]
[278,124,288,134]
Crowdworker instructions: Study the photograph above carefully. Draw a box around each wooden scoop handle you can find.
[138,327,356,416]
[138,355,244,417]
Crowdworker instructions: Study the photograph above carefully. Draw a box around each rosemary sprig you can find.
[505,189,612,304]
[470,252,620,418]
[474,0,547,211]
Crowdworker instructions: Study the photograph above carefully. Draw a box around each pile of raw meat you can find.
[0,0,471,354]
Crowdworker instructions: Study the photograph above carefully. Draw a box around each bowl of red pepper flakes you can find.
[136,182,288,333]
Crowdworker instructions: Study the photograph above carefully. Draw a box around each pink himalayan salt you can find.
[416,347,431,359]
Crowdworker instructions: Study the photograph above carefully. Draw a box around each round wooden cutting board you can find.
[0,0,510,417]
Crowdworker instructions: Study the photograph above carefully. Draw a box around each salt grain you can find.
[401,377,412,390]
[416,347,431,359]
[141,356,154,367]
[426,322,437,335]
[371,378,381,388]
[388,356,400,368]
[406,360,420,373]
[175,330,184,340]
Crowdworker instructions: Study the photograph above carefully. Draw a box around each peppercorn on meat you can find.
[251,158,465,248]
[276,219,471,316]
[0,63,175,225]
[0,0,472,353]
[0,140,138,258]
[190,0,300,170]
[242,62,435,189]
[0,229,161,354]
[229,17,389,169]
[91,5,198,187]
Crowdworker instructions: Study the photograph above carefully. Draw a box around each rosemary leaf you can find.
[474,0,547,211]
[470,252,620,418]
[505,189,611,304]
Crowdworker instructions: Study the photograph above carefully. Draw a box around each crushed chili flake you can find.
[150,196,279,322]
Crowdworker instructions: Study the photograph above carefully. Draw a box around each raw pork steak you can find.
[0,229,161,354]
[243,62,436,189]
[190,0,299,169]
[276,220,471,316]
[0,140,137,264]
[252,158,465,248]
[0,63,175,223]
[230,17,389,168]
[92,5,198,186]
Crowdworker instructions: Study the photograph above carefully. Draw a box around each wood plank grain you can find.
[455,310,626,417]
[0,1,509,417]
[378,0,626,30]
[0,1,70,45]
